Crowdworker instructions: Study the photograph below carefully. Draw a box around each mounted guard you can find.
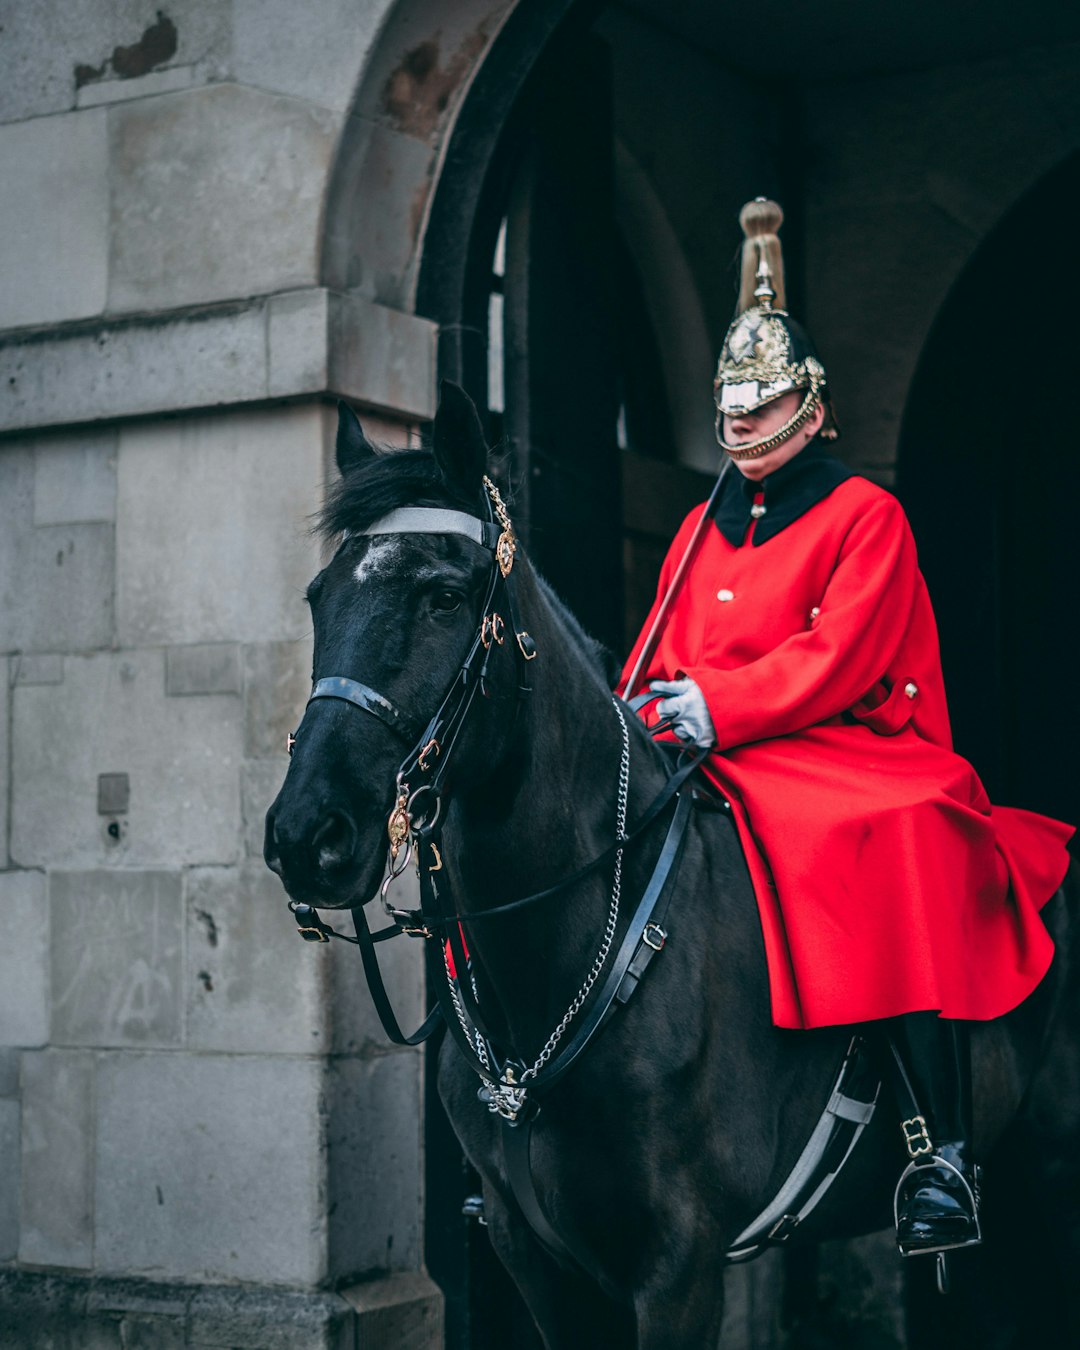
[622,197,1074,1258]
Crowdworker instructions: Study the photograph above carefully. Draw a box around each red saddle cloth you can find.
[624,479,1074,1030]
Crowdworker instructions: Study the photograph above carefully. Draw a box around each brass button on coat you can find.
[904,681,918,699]
[717,589,735,602]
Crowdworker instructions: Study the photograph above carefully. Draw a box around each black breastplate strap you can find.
[499,787,695,1274]
[723,1035,880,1261]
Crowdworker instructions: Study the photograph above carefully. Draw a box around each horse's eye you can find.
[431,590,463,614]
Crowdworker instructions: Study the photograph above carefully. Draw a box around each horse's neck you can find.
[447,645,670,1060]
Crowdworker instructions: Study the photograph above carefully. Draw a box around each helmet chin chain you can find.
[715,385,822,462]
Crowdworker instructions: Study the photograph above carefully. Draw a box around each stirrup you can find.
[893,1153,982,1256]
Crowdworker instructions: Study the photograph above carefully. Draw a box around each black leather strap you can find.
[349,903,444,1046]
[308,677,413,740]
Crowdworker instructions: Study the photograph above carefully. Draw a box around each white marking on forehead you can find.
[354,536,404,585]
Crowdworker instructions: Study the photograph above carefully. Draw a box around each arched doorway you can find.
[898,152,1080,831]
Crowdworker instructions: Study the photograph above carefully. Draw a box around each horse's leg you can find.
[483,1188,636,1350]
[631,1250,726,1350]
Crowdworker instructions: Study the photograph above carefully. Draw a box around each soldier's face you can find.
[723,391,823,481]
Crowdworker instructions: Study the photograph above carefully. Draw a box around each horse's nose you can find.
[263,809,285,876]
[310,808,359,875]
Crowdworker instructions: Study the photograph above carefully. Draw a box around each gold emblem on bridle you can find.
[387,788,410,860]
[484,474,517,578]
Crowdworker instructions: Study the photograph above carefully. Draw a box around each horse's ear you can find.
[336,400,377,478]
[432,380,487,491]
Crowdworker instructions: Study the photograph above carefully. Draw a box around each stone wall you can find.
[0,1,492,1341]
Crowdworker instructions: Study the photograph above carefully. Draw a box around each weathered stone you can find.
[33,426,118,525]
[50,870,183,1048]
[108,84,336,313]
[0,1048,20,1098]
[0,869,49,1048]
[185,861,330,1055]
[19,1049,94,1269]
[11,649,242,868]
[243,641,312,759]
[242,758,287,859]
[231,0,382,113]
[166,643,242,697]
[341,1272,444,1350]
[187,1284,354,1350]
[115,406,324,647]
[0,658,8,866]
[0,1,228,123]
[94,1052,327,1285]
[0,1098,20,1260]
[77,64,197,109]
[0,110,109,328]
[266,289,438,419]
[0,443,114,655]
[0,292,437,435]
[328,293,437,419]
[12,653,64,685]
[326,1053,423,1278]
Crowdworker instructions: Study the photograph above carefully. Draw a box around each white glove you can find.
[648,678,716,748]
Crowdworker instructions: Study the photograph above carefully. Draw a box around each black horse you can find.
[265,384,1080,1349]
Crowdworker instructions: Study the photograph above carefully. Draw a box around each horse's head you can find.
[264,382,529,908]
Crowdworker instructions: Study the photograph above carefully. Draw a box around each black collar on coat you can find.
[713,438,856,547]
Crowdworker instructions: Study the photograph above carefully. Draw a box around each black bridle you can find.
[284,477,707,1269]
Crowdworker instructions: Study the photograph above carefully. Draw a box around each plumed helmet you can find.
[714,199,840,459]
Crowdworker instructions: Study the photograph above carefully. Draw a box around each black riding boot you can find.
[887,1012,981,1255]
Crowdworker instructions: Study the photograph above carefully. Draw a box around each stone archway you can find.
[898,151,1080,831]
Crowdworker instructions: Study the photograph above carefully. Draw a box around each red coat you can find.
[622,469,1073,1029]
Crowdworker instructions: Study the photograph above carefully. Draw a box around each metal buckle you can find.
[902,1114,934,1158]
[286,731,296,755]
[643,922,667,952]
[516,631,537,660]
[481,613,505,649]
[289,902,332,943]
[418,738,440,771]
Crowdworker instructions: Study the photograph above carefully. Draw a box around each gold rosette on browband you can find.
[714,198,839,459]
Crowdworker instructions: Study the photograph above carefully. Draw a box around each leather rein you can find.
[285,477,705,1271]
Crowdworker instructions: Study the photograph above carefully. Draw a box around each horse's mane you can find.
[318,447,618,688]
[317,448,481,542]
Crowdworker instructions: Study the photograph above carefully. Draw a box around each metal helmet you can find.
[714,199,839,460]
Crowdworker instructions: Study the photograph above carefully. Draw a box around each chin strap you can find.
[716,384,823,461]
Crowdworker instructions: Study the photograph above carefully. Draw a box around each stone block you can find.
[0,110,108,328]
[0,441,115,655]
[0,870,49,1048]
[108,84,336,313]
[242,758,287,858]
[19,1049,94,1269]
[50,870,183,1048]
[116,406,324,647]
[328,294,437,420]
[77,65,197,109]
[265,291,437,420]
[0,302,270,434]
[342,1271,444,1350]
[243,641,312,758]
[188,1285,354,1350]
[231,0,382,113]
[33,426,118,524]
[95,1052,327,1285]
[11,649,242,868]
[166,643,242,697]
[0,1048,20,1097]
[185,861,330,1054]
[0,658,8,865]
[0,1098,19,1260]
[326,1052,423,1278]
[12,653,64,685]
